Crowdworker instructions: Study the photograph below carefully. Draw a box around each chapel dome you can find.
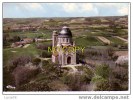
[58,26,72,38]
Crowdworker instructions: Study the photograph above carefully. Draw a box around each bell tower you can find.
[52,31,58,47]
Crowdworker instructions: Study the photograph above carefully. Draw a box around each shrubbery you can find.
[91,64,110,91]
[92,63,128,91]
[36,43,52,50]
[95,64,110,79]
[40,51,51,58]
[5,55,32,73]
[32,58,41,66]
[12,64,40,87]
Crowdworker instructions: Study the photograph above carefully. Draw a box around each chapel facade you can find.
[52,26,76,66]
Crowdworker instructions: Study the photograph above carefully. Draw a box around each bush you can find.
[18,82,50,91]
[36,43,52,50]
[3,67,15,91]
[83,67,94,82]
[76,66,94,83]
[40,51,51,58]
[118,44,128,49]
[13,35,21,42]
[61,72,92,91]
[7,55,32,72]
[92,63,128,91]
[42,60,50,66]
[95,64,110,79]
[95,79,110,91]
[48,80,70,91]
[12,65,40,87]
[60,73,81,91]
[111,43,118,47]
[112,67,128,82]
[32,58,41,65]
[106,47,114,59]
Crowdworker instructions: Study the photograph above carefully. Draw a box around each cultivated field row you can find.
[114,36,128,42]
[96,36,111,44]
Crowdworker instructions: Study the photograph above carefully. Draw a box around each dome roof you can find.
[58,26,72,38]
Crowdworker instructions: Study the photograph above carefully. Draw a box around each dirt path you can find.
[23,44,30,48]
[115,51,128,56]
[11,51,17,53]
[39,57,51,61]
[114,36,128,42]
[97,36,111,44]
[62,64,82,73]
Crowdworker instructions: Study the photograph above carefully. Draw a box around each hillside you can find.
[3,16,128,91]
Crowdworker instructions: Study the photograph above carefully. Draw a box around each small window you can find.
[67,38,68,42]
[63,38,64,42]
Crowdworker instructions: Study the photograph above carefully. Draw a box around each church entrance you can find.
[67,57,71,64]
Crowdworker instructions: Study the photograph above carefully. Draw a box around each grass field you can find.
[74,36,103,47]
[3,43,39,65]
[5,30,52,39]
[3,41,52,66]
[106,36,125,45]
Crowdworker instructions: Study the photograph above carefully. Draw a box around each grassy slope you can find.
[74,36,103,47]
[3,41,52,66]
[7,31,52,39]
[106,37,125,45]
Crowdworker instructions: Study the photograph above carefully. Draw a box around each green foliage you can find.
[18,82,51,91]
[12,66,40,87]
[6,55,32,72]
[106,47,114,59]
[32,58,41,65]
[60,73,83,91]
[95,64,110,79]
[40,51,51,58]
[3,16,128,91]
[107,37,125,45]
[76,51,85,61]
[76,66,94,83]
[92,63,128,91]
[13,35,21,42]
[60,68,94,91]
[92,75,106,83]
[74,36,102,47]
[16,61,61,91]
[95,79,110,91]
[48,80,70,91]
[36,42,52,50]
[3,67,15,91]
[3,43,43,65]
[91,75,110,91]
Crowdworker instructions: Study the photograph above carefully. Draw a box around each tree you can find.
[7,55,32,72]
[3,33,10,47]
[91,64,111,91]
[12,65,40,87]
[106,47,114,59]
[13,36,21,42]
[40,51,51,58]
[32,58,41,66]
[61,73,82,91]
[36,43,52,50]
